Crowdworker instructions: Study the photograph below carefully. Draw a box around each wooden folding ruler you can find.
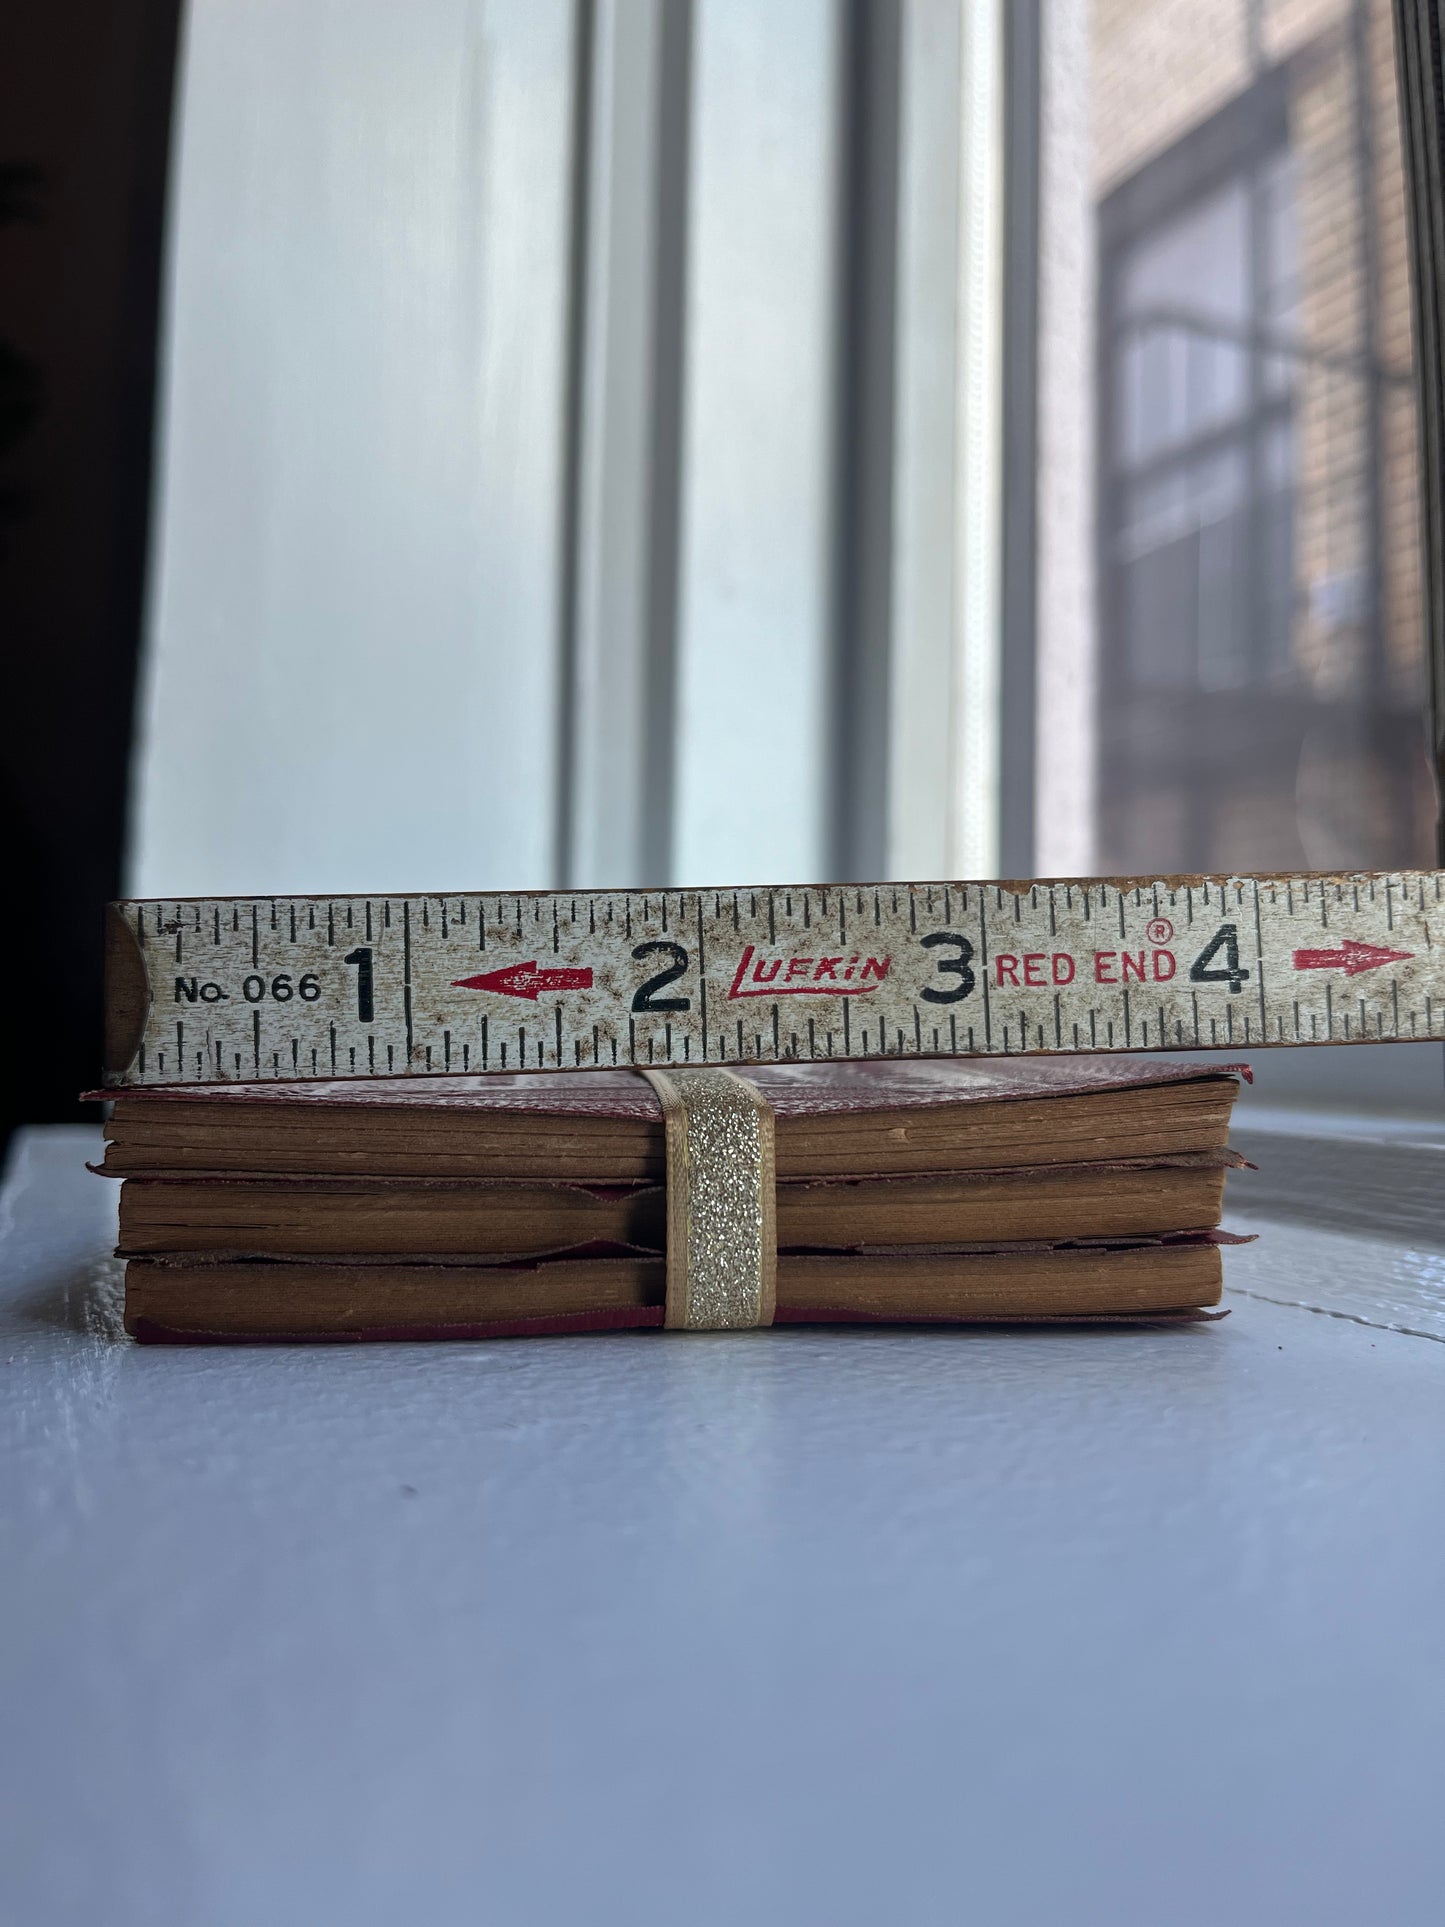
[101,869,1445,1086]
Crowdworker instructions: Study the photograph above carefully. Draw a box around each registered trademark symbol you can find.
[1146,917,1174,945]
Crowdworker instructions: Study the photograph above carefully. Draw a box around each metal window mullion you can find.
[881,0,1005,882]
[564,0,689,891]
[1032,0,1097,876]
[949,0,1005,879]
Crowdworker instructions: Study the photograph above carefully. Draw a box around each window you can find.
[1091,2,1433,878]
[132,0,1439,1100]
[133,0,1006,898]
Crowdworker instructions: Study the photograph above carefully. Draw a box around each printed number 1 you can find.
[345,947,374,1022]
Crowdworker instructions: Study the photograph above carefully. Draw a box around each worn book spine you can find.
[122,1236,1240,1342]
[109,1153,1242,1259]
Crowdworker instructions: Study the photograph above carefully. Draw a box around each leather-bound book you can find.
[92,1057,1250,1341]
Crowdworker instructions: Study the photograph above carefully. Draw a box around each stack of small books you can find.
[93,1055,1248,1341]
[93,1057,1249,1342]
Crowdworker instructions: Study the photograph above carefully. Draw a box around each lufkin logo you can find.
[728,943,891,1000]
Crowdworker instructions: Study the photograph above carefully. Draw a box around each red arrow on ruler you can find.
[451,962,594,1001]
[1291,939,1414,977]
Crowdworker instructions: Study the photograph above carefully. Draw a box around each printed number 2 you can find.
[919,931,976,1004]
[631,941,691,1013]
[1188,923,1249,995]
[344,946,375,1022]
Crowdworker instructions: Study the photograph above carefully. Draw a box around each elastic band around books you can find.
[639,1068,777,1331]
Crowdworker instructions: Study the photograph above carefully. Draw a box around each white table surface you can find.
[3,1118,1442,1927]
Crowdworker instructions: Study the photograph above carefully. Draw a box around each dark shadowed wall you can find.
[0,1,180,1159]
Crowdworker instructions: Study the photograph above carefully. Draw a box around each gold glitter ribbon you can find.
[640,1068,777,1330]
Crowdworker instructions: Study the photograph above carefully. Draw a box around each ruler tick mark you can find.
[402,904,414,1061]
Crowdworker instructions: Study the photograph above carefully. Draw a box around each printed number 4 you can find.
[1188,923,1249,995]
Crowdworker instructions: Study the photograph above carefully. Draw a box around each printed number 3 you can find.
[919,931,975,1003]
